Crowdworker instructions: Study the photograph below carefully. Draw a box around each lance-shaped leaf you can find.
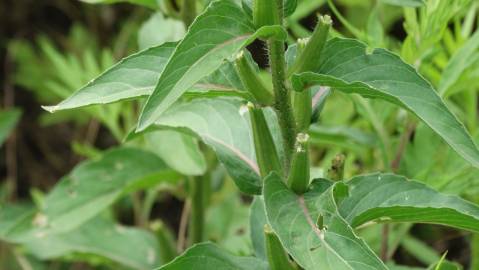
[43,42,176,112]
[338,173,479,233]
[263,173,387,270]
[44,40,249,112]
[24,216,161,270]
[157,242,268,270]
[138,0,286,130]
[291,38,479,168]
[25,147,178,236]
[146,97,282,194]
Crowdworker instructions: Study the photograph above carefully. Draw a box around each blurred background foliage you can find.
[1,0,479,269]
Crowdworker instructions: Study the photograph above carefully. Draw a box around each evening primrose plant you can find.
[2,0,479,269]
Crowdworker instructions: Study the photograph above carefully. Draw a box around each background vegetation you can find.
[1,0,479,269]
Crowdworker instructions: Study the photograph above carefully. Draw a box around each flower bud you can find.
[292,88,312,132]
[235,51,274,105]
[248,103,283,177]
[288,15,332,76]
[287,133,310,194]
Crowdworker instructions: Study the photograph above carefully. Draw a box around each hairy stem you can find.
[267,0,296,170]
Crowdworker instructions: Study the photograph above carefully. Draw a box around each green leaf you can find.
[80,0,158,9]
[43,42,177,112]
[43,41,248,112]
[28,147,177,235]
[138,13,185,50]
[263,173,387,270]
[292,37,479,168]
[138,0,286,130]
[309,125,377,148]
[189,59,245,94]
[145,130,207,176]
[438,29,479,96]
[24,216,161,269]
[157,242,268,270]
[0,203,35,241]
[205,190,251,255]
[379,0,425,7]
[0,108,21,146]
[338,173,479,233]
[400,234,440,265]
[148,97,282,194]
[249,196,267,260]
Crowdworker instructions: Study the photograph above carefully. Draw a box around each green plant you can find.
[2,0,479,269]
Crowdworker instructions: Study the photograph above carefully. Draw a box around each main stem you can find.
[267,2,296,171]
[188,176,205,244]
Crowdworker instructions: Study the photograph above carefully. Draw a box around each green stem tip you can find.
[288,14,332,76]
[247,102,283,178]
[287,133,311,194]
[264,224,295,270]
[150,220,177,263]
[253,0,280,28]
[292,87,312,132]
[235,51,274,105]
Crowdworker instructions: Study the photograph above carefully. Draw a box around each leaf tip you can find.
[41,105,58,113]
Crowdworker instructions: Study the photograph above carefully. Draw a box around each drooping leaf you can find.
[0,108,21,146]
[379,0,425,7]
[27,147,177,235]
[146,97,282,194]
[263,173,387,270]
[338,173,479,233]
[145,130,207,176]
[157,242,268,270]
[80,0,158,9]
[137,0,286,130]
[292,37,479,168]
[23,216,161,270]
[43,42,177,112]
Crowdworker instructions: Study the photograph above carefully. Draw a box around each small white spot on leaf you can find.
[33,213,49,228]
[147,248,156,264]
